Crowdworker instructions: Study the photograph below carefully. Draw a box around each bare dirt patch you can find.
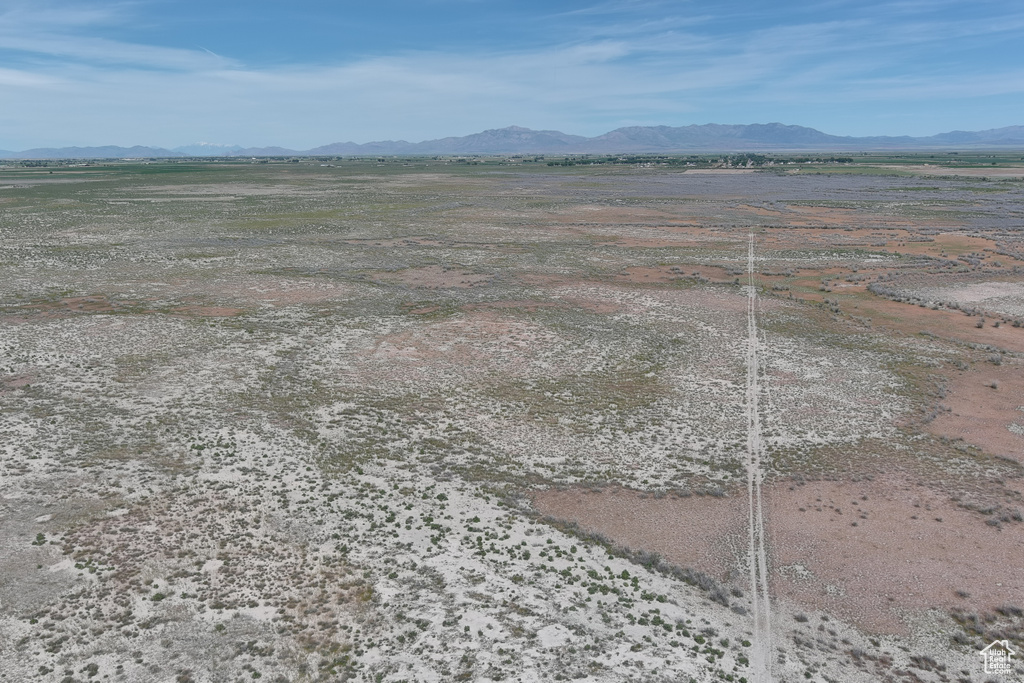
[613,266,693,285]
[534,478,1024,636]
[375,265,492,289]
[534,487,746,579]
[785,283,1024,353]
[767,477,1024,635]
[0,372,36,393]
[11,294,129,318]
[930,360,1024,462]
[859,296,1024,352]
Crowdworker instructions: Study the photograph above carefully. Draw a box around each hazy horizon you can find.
[4,121,1024,155]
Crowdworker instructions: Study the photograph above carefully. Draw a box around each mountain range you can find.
[3,123,1023,159]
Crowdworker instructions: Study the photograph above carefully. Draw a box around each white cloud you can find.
[0,66,61,88]
[1,0,1022,147]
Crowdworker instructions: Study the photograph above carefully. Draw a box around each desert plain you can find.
[1,153,1023,682]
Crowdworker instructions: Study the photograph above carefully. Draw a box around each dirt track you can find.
[745,233,773,681]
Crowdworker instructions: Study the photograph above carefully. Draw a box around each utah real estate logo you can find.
[981,640,1016,675]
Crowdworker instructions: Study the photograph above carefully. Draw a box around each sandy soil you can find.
[534,487,747,579]
[766,477,1024,633]
[535,476,1024,636]
[930,360,1024,462]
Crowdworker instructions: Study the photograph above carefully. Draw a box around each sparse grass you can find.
[2,158,1021,682]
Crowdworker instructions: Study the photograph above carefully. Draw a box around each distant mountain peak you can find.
[173,142,245,155]
[4,123,1023,159]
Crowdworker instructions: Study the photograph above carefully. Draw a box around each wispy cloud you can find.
[0,1,237,70]
[1,0,1021,147]
[0,33,237,69]
[0,66,61,88]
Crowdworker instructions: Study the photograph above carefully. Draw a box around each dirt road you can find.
[746,232,773,681]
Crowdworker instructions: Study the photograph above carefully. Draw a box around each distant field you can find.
[1,157,1022,682]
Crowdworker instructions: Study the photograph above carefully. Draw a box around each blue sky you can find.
[1,0,1022,149]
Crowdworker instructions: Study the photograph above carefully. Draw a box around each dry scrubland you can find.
[1,156,1023,683]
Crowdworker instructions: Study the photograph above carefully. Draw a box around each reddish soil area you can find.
[13,294,127,317]
[766,477,1023,634]
[780,283,1024,353]
[930,360,1024,462]
[376,265,491,289]
[534,487,747,580]
[0,372,36,393]
[857,297,1024,353]
[534,479,1024,636]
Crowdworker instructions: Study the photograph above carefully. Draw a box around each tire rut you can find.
[745,232,773,681]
